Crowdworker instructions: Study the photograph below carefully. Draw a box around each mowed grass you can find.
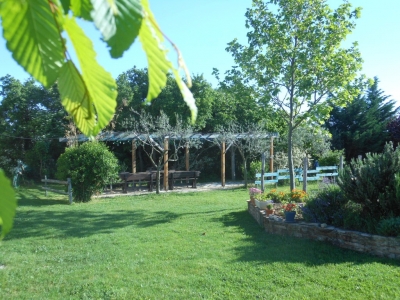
[1,186,399,299]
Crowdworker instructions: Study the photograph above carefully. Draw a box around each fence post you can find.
[303,157,308,193]
[45,175,48,197]
[339,155,344,172]
[261,152,265,192]
[67,178,72,204]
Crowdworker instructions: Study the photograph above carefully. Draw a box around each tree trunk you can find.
[238,149,248,188]
[243,159,248,188]
[231,146,236,181]
[261,152,265,192]
[288,121,295,190]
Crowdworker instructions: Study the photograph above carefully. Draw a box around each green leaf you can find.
[0,0,64,87]
[60,0,71,14]
[172,69,198,122]
[59,61,95,135]
[91,0,142,58]
[70,0,93,21]
[62,16,117,136]
[0,169,17,240]
[139,0,197,122]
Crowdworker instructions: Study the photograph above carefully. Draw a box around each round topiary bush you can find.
[56,142,119,202]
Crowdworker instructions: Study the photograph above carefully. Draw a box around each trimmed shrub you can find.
[338,142,400,221]
[302,185,347,226]
[377,217,400,237]
[56,142,119,202]
[245,160,263,181]
[318,149,344,166]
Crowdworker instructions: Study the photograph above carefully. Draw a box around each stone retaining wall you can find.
[248,200,400,260]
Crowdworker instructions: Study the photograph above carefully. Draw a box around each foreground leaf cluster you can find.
[0,0,196,137]
[0,0,196,239]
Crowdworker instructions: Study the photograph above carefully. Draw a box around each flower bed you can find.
[247,200,400,260]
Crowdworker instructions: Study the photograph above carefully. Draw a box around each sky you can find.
[0,0,399,104]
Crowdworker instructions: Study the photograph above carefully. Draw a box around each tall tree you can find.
[0,75,68,179]
[211,67,284,133]
[111,67,216,131]
[226,0,363,190]
[326,77,398,160]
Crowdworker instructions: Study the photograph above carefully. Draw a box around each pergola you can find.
[59,131,279,189]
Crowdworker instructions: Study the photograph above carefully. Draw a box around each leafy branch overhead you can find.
[0,0,196,240]
[0,0,197,137]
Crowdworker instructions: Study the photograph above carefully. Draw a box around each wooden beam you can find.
[132,141,136,173]
[221,141,225,187]
[164,138,169,191]
[185,142,189,171]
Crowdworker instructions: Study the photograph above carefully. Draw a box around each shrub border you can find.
[247,201,400,260]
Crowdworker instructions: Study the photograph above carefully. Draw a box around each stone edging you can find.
[248,200,400,260]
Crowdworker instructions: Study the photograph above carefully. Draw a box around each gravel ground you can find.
[96,181,246,198]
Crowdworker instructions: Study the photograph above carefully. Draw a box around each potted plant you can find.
[282,203,297,222]
[249,187,261,205]
[257,194,273,210]
[265,203,274,216]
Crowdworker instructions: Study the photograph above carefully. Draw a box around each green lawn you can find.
[1,186,399,299]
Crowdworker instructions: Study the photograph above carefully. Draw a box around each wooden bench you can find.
[119,172,161,193]
[168,171,200,190]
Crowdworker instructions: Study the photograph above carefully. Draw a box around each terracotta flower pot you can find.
[265,209,274,216]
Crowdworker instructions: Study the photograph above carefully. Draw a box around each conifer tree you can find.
[326,77,398,160]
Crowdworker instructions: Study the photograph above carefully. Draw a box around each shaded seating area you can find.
[119,170,201,193]
[118,172,160,193]
[168,170,200,190]
[60,132,279,191]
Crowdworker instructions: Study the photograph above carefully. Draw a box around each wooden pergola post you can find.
[164,138,169,191]
[270,136,274,172]
[221,141,226,187]
[185,142,189,171]
[131,141,136,173]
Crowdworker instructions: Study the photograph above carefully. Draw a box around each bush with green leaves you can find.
[338,142,400,221]
[377,217,400,237]
[56,142,119,202]
[318,149,344,166]
[302,185,347,226]
[245,160,263,181]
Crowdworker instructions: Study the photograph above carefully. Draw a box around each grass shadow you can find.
[215,210,400,267]
[7,208,182,241]
[17,186,70,206]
